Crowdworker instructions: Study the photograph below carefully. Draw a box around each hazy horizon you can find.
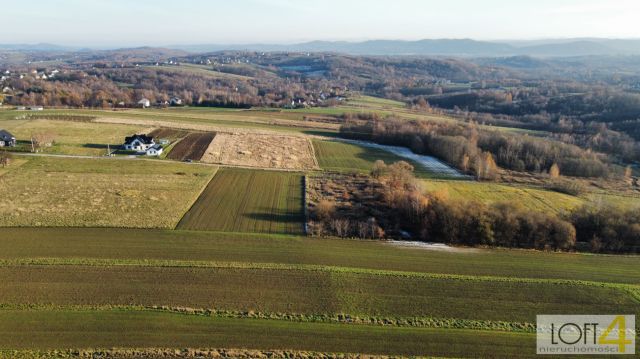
[3,0,639,47]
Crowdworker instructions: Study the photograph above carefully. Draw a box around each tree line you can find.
[340,114,622,179]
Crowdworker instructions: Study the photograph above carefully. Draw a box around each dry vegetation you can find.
[147,128,189,141]
[0,157,216,228]
[202,132,317,170]
[307,172,388,238]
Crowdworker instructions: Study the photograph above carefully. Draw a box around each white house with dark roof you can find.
[123,134,155,151]
[145,144,164,156]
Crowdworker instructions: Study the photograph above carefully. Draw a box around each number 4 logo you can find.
[598,315,633,353]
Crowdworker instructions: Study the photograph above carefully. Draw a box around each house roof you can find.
[0,129,15,141]
[124,134,154,145]
[147,144,163,151]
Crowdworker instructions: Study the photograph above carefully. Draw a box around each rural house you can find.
[0,130,16,147]
[123,134,155,151]
[145,144,164,156]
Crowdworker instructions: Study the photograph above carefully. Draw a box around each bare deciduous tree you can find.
[0,150,12,168]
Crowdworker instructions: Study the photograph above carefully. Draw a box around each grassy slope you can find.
[177,169,305,234]
[422,179,585,214]
[0,157,216,228]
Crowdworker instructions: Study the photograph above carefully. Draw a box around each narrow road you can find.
[11,151,310,173]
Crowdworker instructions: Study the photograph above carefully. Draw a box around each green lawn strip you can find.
[0,309,537,358]
[0,259,637,321]
[1,228,639,285]
[0,304,535,333]
[0,257,635,291]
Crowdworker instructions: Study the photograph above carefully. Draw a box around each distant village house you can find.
[138,98,151,108]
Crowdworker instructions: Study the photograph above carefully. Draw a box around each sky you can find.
[3,0,640,47]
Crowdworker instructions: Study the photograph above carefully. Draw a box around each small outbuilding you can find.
[145,144,164,156]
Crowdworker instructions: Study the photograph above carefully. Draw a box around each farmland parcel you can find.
[178,168,304,234]
[202,132,317,170]
[165,132,216,161]
[0,157,216,228]
[0,227,639,358]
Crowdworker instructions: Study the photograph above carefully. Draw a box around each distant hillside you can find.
[171,38,640,57]
[4,38,640,57]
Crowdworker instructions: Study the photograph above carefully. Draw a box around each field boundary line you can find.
[307,137,320,169]
[2,258,638,299]
[0,348,445,359]
[0,304,536,333]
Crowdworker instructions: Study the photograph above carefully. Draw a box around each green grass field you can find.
[0,228,638,357]
[313,139,435,178]
[1,228,638,285]
[0,310,539,358]
[422,179,640,214]
[0,226,638,357]
[0,157,216,228]
[0,118,146,156]
[421,179,585,214]
[0,265,635,323]
[177,169,304,234]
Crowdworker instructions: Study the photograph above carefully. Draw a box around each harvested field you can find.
[0,157,216,228]
[201,132,317,170]
[166,132,216,161]
[178,169,304,234]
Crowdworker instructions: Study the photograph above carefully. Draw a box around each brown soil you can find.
[148,128,189,140]
[166,132,216,161]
